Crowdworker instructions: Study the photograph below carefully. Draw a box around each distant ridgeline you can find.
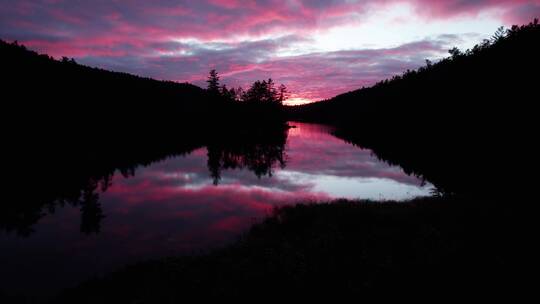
[1,40,208,134]
[288,20,540,196]
[1,39,287,137]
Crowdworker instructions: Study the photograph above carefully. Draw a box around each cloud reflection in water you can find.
[0,122,432,297]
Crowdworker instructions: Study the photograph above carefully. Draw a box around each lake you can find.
[0,122,433,299]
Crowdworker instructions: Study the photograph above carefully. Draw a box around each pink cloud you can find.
[1,0,538,102]
[409,0,540,19]
[208,0,243,10]
[3,1,537,44]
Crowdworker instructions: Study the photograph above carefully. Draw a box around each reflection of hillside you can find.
[2,128,289,236]
[3,137,203,236]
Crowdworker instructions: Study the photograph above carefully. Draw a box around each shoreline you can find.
[49,194,524,302]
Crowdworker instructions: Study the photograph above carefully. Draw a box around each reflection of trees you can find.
[3,168,126,236]
[206,130,288,185]
[1,127,290,236]
[2,142,201,237]
[79,179,105,234]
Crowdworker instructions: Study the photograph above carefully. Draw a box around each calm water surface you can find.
[0,122,433,297]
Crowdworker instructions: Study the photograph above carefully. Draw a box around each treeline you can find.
[204,69,288,126]
[1,40,207,136]
[1,40,289,139]
[207,69,288,104]
[288,19,540,196]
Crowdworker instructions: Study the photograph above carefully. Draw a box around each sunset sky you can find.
[1,0,539,104]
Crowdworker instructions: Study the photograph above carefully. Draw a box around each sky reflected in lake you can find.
[0,122,433,298]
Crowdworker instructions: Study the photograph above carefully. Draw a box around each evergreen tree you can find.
[492,26,506,43]
[207,69,220,94]
[278,84,289,104]
[265,78,277,103]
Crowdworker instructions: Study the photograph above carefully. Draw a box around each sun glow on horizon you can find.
[285,97,315,106]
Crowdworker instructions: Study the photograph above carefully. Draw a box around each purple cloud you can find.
[1,0,538,102]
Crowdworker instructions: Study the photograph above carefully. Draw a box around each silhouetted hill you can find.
[1,39,208,133]
[2,39,288,140]
[289,20,539,196]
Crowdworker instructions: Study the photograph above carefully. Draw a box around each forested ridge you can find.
[289,20,540,196]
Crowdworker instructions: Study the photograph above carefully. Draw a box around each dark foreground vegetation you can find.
[2,20,538,302]
[50,196,526,302]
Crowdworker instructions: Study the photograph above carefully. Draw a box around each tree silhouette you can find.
[278,84,289,104]
[207,69,220,94]
[448,47,462,59]
[492,26,506,42]
[241,79,287,105]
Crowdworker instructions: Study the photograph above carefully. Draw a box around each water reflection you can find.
[0,122,432,298]
[207,128,288,185]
